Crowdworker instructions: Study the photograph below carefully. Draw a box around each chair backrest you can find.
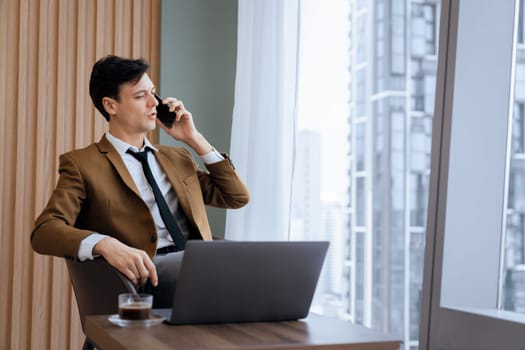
[65,258,136,332]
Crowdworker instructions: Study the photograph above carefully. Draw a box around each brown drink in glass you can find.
[118,294,152,320]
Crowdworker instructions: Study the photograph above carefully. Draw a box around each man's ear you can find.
[102,97,118,116]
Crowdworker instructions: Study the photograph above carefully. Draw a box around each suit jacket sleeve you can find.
[153,147,250,240]
[200,153,250,209]
[31,153,94,259]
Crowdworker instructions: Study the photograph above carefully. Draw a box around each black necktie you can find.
[127,148,186,250]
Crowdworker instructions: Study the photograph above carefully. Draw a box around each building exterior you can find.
[504,0,525,314]
[347,1,439,349]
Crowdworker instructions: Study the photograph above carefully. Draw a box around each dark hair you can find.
[89,55,150,121]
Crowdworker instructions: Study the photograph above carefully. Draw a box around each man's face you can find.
[108,73,158,134]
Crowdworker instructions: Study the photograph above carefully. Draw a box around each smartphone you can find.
[154,94,176,127]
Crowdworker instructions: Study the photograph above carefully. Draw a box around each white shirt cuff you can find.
[200,148,224,164]
[78,233,108,261]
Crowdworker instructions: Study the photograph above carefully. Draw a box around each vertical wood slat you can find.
[15,0,41,347]
[3,2,21,349]
[11,0,26,348]
[31,0,57,348]
[0,1,160,349]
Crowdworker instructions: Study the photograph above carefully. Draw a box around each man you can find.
[30,55,250,306]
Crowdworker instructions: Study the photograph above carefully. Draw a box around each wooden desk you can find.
[85,313,401,350]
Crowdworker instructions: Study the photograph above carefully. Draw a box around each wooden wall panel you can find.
[0,0,160,348]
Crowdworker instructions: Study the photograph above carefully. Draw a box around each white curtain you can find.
[225,0,300,241]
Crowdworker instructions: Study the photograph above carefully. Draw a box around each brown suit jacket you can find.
[31,135,250,260]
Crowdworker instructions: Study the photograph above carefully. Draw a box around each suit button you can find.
[150,236,157,243]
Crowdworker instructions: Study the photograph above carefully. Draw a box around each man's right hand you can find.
[93,237,158,287]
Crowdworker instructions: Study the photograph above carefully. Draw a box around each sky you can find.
[296,0,351,205]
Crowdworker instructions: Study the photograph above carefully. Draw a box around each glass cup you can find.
[118,293,153,320]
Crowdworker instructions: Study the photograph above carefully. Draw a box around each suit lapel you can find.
[96,136,142,198]
[153,150,193,220]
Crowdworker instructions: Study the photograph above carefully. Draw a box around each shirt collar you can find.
[105,132,159,156]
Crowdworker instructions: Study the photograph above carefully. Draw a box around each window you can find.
[512,103,525,153]
[411,3,437,56]
[391,0,406,75]
[357,14,367,65]
[356,70,367,117]
[292,1,440,349]
[375,0,386,92]
[422,0,525,348]
[355,122,366,171]
[517,0,525,44]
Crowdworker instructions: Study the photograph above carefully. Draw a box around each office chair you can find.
[65,257,137,350]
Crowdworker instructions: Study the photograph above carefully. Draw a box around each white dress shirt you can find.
[77,132,223,261]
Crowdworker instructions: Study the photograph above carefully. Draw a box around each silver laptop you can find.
[155,240,329,325]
